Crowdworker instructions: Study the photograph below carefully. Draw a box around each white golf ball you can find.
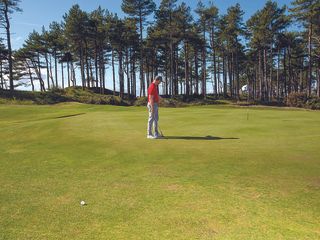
[80,200,86,206]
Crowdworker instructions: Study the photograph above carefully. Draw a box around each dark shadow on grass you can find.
[13,113,86,124]
[162,135,239,140]
[54,113,86,119]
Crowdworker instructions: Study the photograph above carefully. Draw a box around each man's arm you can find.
[149,95,154,112]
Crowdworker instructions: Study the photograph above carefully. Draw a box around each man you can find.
[147,76,163,139]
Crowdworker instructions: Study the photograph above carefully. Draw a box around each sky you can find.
[11,0,293,50]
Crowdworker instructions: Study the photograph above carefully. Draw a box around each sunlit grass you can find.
[0,103,319,239]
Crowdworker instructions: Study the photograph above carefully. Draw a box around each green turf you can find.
[0,103,319,239]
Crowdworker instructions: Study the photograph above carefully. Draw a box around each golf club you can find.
[158,123,165,138]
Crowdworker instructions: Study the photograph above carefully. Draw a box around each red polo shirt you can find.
[148,83,159,103]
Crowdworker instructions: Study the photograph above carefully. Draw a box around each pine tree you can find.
[0,0,22,93]
[89,7,108,92]
[122,0,156,96]
[247,1,289,101]
[63,4,89,89]
[195,0,209,97]
[155,0,178,96]
[290,0,320,96]
[206,2,219,95]
[175,2,193,96]
[224,3,244,99]
[22,31,46,91]
[47,22,65,88]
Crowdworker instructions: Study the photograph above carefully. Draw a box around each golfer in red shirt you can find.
[147,76,163,139]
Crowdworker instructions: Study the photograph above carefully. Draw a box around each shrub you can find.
[134,97,148,106]
[34,90,68,104]
[159,98,186,107]
[306,97,320,110]
[286,92,320,110]
[63,87,129,105]
[0,97,34,105]
[286,92,308,108]
[134,95,224,107]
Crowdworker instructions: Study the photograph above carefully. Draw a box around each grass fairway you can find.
[0,103,319,239]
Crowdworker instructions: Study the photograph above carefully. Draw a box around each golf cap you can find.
[155,75,163,82]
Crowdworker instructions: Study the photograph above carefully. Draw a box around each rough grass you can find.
[0,103,319,239]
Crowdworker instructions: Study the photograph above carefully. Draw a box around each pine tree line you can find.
[0,0,319,101]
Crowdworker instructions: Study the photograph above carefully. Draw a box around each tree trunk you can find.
[308,23,313,96]
[263,48,267,102]
[118,50,124,98]
[99,51,103,93]
[194,47,199,95]
[26,62,34,92]
[100,47,105,93]
[85,41,90,88]
[283,48,287,97]
[112,49,116,95]
[45,53,50,90]
[223,51,227,97]
[67,61,70,88]
[254,60,258,100]
[95,43,99,89]
[228,53,233,98]
[169,11,174,98]
[184,41,189,96]
[277,47,280,102]
[269,45,273,101]
[175,49,179,95]
[49,55,55,87]
[54,50,58,87]
[139,11,145,97]
[165,68,168,95]
[202,42,206,97]
[211,27,218,95]
[236,52,240,100]
[258,50,262,101]
[4,4,14,94]
[71,61,76,86]
[0,60,3,89]
[130,52,136,96]
[79,44,86,89]
[299,58,304,92]
[61,62,64,89]
[35,53,45,92]
[190,56,193,95]
[170,42,174,97]
[126,49,131,98]
[102,54,106,92]
[217,55,220,96]
[132,55,136,96]
[89,59,94,88]
[288,46,292,95]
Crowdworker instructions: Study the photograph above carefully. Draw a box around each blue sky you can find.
[11,0,293,50]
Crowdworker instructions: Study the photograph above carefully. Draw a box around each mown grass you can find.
[0,103,319,239]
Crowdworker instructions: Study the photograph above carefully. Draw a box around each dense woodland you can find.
[0,0,319,102]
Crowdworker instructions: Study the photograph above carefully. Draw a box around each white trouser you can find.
[147,103,159,136]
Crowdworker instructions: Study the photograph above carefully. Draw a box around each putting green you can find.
[0,103,319,239]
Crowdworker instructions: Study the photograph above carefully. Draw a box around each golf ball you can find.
[80,200,86,206]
